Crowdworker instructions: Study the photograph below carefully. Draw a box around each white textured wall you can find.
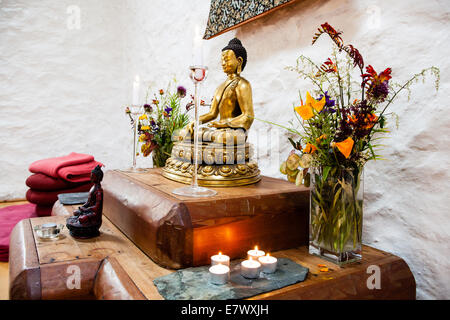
[0,0,130,200]
[1,0,449,299]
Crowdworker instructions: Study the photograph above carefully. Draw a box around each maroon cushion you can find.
[0,203,38,262]
[26,183,93,206]
[35,205,53,217]
[26,173,85,191]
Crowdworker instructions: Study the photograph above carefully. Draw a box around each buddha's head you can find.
[221,38,247,75]
[90,165,103,183]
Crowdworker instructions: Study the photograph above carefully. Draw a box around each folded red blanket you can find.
[57,160,103,183]
[26,183,93,206]
[29,152,94,179]
[0,203,38,261]
[26,173,86,191]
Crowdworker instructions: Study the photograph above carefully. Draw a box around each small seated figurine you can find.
[66,165,103,238]
[162,38,260,186]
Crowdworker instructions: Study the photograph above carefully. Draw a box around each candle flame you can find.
[254,245,258,251]
[218,251,222,256]
[267,253,270,257]
[249,256,253,261]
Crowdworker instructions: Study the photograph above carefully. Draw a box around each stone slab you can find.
[153,258,308,300]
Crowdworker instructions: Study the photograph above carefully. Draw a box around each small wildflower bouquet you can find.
[135,84,190,167]
[273,23,439,264]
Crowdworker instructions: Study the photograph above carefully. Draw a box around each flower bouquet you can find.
[271,23,439,264]
[132,84,190,167]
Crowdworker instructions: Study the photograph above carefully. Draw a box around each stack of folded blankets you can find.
[26,152,103,216]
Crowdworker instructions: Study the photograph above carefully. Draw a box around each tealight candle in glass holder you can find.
[258,253,278,274]
[247,245,265,260]
[211,252,230,266]
[209,264,230,285]
[240,257,261,279]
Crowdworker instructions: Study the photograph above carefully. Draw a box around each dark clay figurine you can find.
[66,165,104,238]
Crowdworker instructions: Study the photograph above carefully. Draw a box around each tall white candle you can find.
[247,245,265,260]
[192,25,203,66]
[132,75,140,106]
[209,264,230,285]
[211,252,230,267]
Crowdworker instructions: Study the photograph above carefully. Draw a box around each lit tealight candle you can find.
[247,245,265,260]
[211,252,230,267]
[240,257,261,279]
[258,253,278,274]
[209,264,230,285]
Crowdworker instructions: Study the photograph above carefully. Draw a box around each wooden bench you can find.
[8,202,416,300]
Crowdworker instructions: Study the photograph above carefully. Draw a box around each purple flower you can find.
[318,91,336,113]
[177,86,187,98]
[143,104,152,113]
[164,106,173,113]
[368,81,389,101]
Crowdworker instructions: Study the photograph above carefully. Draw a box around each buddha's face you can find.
[221,50,242,75]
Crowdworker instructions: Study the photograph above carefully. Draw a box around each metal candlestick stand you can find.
[172,66,217,197]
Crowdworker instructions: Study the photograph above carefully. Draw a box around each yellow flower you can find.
[138,134,146,142]
[334,137,354,159]
[294,92,326,120]
[295,103,314,120]
[139,114,148,120]
[141,126,150,130]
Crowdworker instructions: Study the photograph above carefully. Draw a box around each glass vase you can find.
[309,166,364,265]
[152,146,171,168]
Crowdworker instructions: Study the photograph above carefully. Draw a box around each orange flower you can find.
[303,143,317,154]
[316,134,327,144]
[347,114,357,124]
[334,137,354,159]
[159,89,164,95]
[347,113,378,129]
[294,92,326,120]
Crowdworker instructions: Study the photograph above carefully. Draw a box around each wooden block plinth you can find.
[102,169,310,269]
[8,213,416,300]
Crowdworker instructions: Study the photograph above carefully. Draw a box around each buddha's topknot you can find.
[222,38,247,71]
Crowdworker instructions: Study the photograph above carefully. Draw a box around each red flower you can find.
[320,58,338,73]
[343,44,364,70]
[313,22,343,46]
[362,65,392,101]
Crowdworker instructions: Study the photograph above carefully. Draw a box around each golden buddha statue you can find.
[162,38,260,187]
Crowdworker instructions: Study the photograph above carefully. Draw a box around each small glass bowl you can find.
[34,223,64,240]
